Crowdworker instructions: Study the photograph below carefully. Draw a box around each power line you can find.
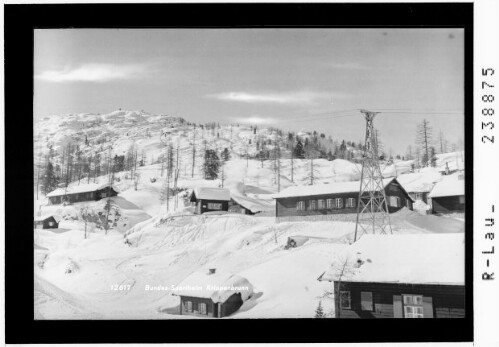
[378,111,463,116]
[372,108,463,113]
[278,110,360,123]
[271,108,463,124]
[288,113,359,123]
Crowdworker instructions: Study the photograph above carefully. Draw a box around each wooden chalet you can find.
[174,269,253,318]
[46,182,118,205]
[428,173,465,214]
[319,234,465,318]
[273,177,413,221]
[33,215,59,229]
[189,187,231,214]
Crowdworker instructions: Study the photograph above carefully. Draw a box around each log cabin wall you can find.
[432,195,465,214]
[275,181,413,218]
[334,281,465,319]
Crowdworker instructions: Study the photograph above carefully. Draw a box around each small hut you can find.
[33,215,59,229]
[174,269,253,318]
[189,187,231,214]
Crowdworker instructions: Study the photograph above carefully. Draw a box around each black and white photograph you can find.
[32,27,466,320]
[7,1,492,344]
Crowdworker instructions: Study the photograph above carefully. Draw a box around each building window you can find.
[361,291,373,311]
[334,198,343,209]
[184,300,193,313]
[327,199,333,209]
[340,291,351,309]
[413,192,422,200]
[346,198,356,208]
[459,196,465,204]
[389,196,400,207]
[403,295,424,318]
[318,199,325,209]
[207,202,222,210]
[296,201,305,211]
[309,200,317,210]
[101,192,107,198]
[198,302,207,315]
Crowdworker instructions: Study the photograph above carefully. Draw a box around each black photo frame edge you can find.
[4,2,474,344]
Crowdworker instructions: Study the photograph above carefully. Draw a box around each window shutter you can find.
[393,295,403,318]
[422,296,434,318]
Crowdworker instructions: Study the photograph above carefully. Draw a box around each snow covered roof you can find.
[173,270,253,304]
[428,173,465,198]
[396,170,442,193]
[46,182,117,197]
[321,233,464,285]
[191,187,231,201]
[272,178,398,199]
[231,194,275,213]
[34,215,56,222]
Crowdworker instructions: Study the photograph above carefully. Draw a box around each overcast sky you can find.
[34,29,464,153]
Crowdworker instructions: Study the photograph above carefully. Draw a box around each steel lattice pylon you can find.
[354,109,392,241]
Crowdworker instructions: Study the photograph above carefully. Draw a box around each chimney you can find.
[208,268,216,275]
[354,252,365,268]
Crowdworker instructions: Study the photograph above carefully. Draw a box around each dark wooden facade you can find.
[33,216,59,229]
[179,293,243,318]
[334,281,465,319]
[431,195,465,214]
[48,187,118,205]
[275,180,413,218]
[190,195,229,214]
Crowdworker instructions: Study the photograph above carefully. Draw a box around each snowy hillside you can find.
[34,110,369,193]
[34,109,464,194]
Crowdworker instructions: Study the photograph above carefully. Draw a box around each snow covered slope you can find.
[34,207,464,319]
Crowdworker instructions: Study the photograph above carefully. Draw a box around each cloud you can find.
[208,91,344,105]
[231,115,277,125]
[35,63,150,83]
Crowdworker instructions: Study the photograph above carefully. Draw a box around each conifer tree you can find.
[203,149,220,180]
[41,160,59,195]
[221,148,230,162]
[416,119,433,167]
[315,301,325,318]
[293,139,305,159]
